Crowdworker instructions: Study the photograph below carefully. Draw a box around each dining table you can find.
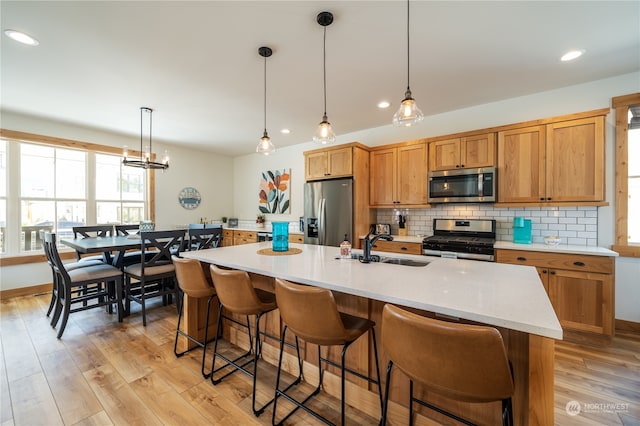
[60,234,146,268]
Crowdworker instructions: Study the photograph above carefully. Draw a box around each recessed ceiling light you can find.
[280,129,291,134]
[560,49,585,62]
[377,101,391,109]
[4,29,39,46]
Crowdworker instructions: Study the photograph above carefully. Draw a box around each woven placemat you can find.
[257,247,303,256]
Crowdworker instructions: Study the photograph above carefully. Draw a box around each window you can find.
[0,130,152,259]
[612,93,640,257]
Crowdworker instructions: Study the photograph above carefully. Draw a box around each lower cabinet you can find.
[361,239,423,255]
[288,233,304,243]
[496,249,615,342]
[221,229,257,246]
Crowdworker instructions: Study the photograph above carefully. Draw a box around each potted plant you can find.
[256,214,265,228]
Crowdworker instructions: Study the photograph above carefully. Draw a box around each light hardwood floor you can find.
[1,293,639,426]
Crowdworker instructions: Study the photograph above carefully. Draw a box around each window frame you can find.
[0,129,156,265]
[612,93,640,257]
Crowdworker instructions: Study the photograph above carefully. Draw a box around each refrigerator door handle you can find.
[318,198,326,245]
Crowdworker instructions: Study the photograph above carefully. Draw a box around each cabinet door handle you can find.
[539,197,545,201]
[517,256,527,261]
[401,247,407,251]
[455,164,460,168]
[547,197,552,201]
[460,164,464,168]
[550,271,556,275]
[541,269,548,274]
[573,261,586,267]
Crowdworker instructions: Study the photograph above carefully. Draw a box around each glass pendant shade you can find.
[392,89,424,127]
[313,115,336,144]
[256,131,275,155]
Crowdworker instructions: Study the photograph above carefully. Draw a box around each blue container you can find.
[513,217,532,244]
[272,222,289,252]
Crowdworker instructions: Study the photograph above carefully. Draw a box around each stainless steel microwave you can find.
[428,167,496,203]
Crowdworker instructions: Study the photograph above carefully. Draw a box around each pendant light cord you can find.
[263,53,267,132]
[323,25,328,117]
[406,0,411,91]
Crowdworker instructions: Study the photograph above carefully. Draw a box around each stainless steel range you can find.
[422,218,496,261]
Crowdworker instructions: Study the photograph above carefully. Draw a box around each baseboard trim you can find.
[616,319,640,334]
[0,283,51,300]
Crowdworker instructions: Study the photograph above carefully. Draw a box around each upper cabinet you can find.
[305,146,352,180]
[497,115,606,205]
[370,142,428,207]
[429,133,496,171]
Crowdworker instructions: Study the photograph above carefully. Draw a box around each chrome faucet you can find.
[360,232,393,263]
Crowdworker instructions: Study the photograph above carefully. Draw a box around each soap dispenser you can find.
[340,234,352,259]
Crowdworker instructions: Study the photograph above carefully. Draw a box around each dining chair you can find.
[115,224,141,236]
[72,225,114,263]
[380,304,514,426]
[123,229,186,326]
[187,226,222,251]
[44,232,124,338]
[40,230,104,319]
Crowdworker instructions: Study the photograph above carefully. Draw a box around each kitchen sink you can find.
[346,253,430,267]
[380,257,430,267]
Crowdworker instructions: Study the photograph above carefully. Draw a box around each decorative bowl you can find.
[544,236,561,246]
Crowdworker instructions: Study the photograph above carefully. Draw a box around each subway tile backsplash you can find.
[376,205,599,246]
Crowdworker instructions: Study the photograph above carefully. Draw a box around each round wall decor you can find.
[178,187,201,210]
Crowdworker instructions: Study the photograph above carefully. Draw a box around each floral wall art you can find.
[258,169,291,214]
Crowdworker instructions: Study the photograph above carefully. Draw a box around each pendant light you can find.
[313,11,336,145]
[256,46,276,155]
[122,107,169,170]
[392,0,424,127]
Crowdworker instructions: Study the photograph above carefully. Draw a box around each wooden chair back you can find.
[187,227,222,250]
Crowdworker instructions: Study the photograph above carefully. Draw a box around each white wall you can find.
[2,72,639,323]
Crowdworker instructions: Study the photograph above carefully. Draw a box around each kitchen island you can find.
[182,242,562,425]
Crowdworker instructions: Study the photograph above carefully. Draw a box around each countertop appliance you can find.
[428,167,496,203]
[257,231,272,242]
[372,223,391,235]
[304,178,353,247]
[422,218,496,261]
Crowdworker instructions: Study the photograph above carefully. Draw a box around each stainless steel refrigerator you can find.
[304,178,353,247]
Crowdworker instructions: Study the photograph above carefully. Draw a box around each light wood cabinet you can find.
[370,143,428,207]
[288,233,304,243]
[497,116,605,205]
[221,229,234,247]
[233,230,257,245]
[368,239,422,255]
[496,249,615,342]
[429,133,496,171]
[221,229,257,246]
[305,146,352,180]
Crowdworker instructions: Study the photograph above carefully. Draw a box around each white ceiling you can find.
[2,1,639,157]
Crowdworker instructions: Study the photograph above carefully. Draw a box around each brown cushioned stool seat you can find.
[272,278,383,426]
[380,304,514,426]
[209,265,279,417]
[172,255,217,378]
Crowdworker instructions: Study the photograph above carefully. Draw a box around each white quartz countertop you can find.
[495,241,618,257]
[183,242,562,340]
